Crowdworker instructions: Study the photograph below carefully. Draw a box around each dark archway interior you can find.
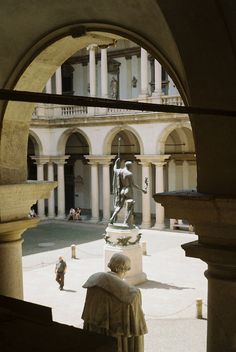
[65,132,89,210]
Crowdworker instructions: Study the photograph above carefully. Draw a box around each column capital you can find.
[87,43,98,51]
[31,155,70,165]
[85,155,115,165]
[0,218,39,242]
[135,154,170,165]
[53,155,70,165]
[155,190,236,247]
[30,156,49,165]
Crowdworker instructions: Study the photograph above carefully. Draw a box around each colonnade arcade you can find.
[44,42,171,106]
[28,124,196,229]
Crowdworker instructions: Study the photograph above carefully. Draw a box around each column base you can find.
[89,217,99,223]
[152,223,165,230]
[140,222,151,229]
[57,215,66,220]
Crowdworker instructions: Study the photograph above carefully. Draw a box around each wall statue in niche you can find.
[108,59,120,100]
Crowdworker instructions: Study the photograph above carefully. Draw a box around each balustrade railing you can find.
[32,94,184,120]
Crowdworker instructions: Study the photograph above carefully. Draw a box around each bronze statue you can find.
[110,158,147,227]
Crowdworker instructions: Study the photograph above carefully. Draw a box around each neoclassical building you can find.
[28,39,196,228]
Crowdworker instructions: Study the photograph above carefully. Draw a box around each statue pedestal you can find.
[104,224,147,285]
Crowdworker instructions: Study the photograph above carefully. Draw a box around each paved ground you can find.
[22,220,207,351]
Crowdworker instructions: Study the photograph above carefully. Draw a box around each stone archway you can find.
[161,124,196,191]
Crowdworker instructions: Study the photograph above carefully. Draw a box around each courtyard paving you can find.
[22,220,207,352]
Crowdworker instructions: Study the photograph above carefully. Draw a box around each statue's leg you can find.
[124,200,135,227]
[110,207,120,223]
[110,197,125,224]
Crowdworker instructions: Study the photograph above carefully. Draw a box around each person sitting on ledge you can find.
[74,207,82,220]
[67,208,75,220]
[81,253,147,352]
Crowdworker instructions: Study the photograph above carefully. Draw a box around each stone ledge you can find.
[0,181,57,222]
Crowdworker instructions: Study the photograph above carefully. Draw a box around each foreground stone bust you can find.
[81,253,147,352]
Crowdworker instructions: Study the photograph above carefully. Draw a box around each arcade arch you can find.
[161,125,196,192]
[64,131,90,213]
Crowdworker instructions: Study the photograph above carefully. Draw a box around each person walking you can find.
[55,256,67,290]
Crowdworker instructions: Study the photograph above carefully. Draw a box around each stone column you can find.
[168,158,177,229]
[36,162,45,218]
[100,47,108,98]
[0,236,24,299]
[152,59,162,102]
[85,157,99,222]
[154,191,236,352]
[137,157,151,228]
[0,182,57,299]
[89,45,97,97]
[87,44,97,114]
[140,48,149,98]
[152,156,170,229]
[55,67,62,94]
[47,162,55,218]
[55,156,69,219]
[31,156,48,218]
[126,56,132,99]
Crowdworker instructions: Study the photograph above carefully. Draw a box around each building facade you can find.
[28,39,196,228]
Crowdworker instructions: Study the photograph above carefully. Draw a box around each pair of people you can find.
[28,207,37,218]
[67,207,81,221]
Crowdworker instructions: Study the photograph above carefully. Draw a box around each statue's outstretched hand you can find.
[142,189,147,194]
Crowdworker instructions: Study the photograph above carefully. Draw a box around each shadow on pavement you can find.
[22,221,106,256]
[138,280,194,290]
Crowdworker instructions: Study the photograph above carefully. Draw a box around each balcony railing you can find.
[32,95,184,120]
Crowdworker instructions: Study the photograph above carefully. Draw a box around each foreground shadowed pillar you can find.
[154,191,236,352]
[0,181,57,299]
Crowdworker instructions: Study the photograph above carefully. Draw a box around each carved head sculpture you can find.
[108,253,131,274]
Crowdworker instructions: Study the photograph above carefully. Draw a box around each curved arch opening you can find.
[64,131,90,213]
[1,23,188,184]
